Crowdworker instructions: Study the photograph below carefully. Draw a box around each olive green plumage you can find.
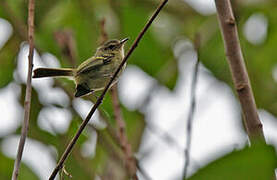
[33,38,128,97]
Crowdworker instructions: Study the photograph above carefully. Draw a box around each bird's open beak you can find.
[120,38,129,45]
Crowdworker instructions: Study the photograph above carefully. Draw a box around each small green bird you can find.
[33,38,129,97]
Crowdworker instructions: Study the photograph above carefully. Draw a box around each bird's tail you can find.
[33,68,74,78]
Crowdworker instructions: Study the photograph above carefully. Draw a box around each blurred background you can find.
[0,0,277,179]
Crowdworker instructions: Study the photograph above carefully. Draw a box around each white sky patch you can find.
[72,98,106,129]
[184,0,216,15]
[259,110,277,148]
[16,43,43,84]
[16,45,70,107]
[81,130,98,158]
[40,53,62,68]
[0,18,13,49]
[0,83,22,137]
[118,65,156,111]
[137,61,247,179]
[243,13,268,45]
[119,39,247,179]
[38,106,72,134]
[1,136,56,179]
[173,38,194,60]
[151,13,180,44]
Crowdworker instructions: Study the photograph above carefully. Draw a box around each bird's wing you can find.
[76,55,113,75]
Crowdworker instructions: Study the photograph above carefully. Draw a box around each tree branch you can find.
[214,0,265,142]
[12,0,35,179]
[98,18,109,45]
[183,34,201,179]
[49,0,169,179]
[111,85,138,179]
[99,18,138,179]
[54,30,78,68]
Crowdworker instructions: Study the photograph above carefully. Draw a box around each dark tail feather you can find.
[33,68,74,78]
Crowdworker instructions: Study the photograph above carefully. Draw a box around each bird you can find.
[33,38,129,97]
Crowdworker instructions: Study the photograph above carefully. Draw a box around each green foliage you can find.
[0,151,39,180]
[121,2,178,89]
[188,142,277,180]
[0,36,20,88]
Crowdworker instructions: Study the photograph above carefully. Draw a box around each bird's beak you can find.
[120,38,129,45]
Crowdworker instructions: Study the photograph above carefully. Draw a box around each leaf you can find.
[188,142,277,180]
[0,36,20,88]
[0,151,39,180]
[35,0,98,67]
[120,2,178,90]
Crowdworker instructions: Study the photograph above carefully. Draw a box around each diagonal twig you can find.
[49,0,169,179]
[183,34,201,179]
[136,160,152,180]
[12,0,35,179]
[214,0,265,142]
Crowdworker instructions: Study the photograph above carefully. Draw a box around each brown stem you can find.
[48,0,169,179]
[111,85,138,179]
[214,0,265,142]
[12,0,35,179]
[98,18,109,45]
[54,30,78,68]
[99,17,138,179]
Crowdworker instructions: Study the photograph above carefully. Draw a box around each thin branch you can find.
[146,121,183,153]
[12,0,35,179]
[183,34,201,179]
[49,0,169,179]
[214,0,265,142]
[136,160,152,180]
[98,18,108,45]
[111,85,138,179]
[54,77,122,149]
[54,30,78,68]
[98,18,138,179]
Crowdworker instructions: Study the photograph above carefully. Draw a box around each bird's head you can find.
[96,38,129,57]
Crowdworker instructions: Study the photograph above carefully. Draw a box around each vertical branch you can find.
[183,34,201,179]
[99,18,138,179]
[111,85,138,179]
[99,19,108,45]
[54,30,78,68]
[49,0,168,179]
[214,0,265,142]
[12,0,35,179]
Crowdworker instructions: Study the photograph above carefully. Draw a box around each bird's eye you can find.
[108,44,116,50]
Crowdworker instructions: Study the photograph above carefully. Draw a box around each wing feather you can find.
[76,56,113,75]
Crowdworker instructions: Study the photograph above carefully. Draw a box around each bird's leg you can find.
[83,83,98,99]
[90,90,99,100]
